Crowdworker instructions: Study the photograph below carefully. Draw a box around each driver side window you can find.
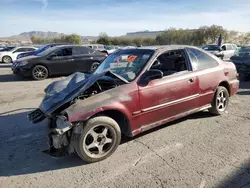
[150,50,188,77]
[54,48,72,57]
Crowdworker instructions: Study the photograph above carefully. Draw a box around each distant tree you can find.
[97,33,111,45]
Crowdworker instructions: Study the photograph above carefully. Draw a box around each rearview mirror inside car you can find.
[139,69,163,86]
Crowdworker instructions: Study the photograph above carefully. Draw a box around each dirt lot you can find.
[0,63,250,188]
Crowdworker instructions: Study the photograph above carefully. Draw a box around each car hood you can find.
[39,70,127,115]
[16,55,41,62]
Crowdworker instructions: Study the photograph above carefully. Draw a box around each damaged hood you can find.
[39,70,127,115]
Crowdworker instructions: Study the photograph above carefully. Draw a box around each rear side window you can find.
[26,48,36,51]
[13,48,27,53]
[186,48,218,71]
[73,47,93,55]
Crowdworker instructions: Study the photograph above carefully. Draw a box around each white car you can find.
[0,46,37,63]
[220,43,238,60]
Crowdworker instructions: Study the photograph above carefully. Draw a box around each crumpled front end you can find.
[28,71,125,156]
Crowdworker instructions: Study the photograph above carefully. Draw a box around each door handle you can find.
[68,59,74,61]
[188,78,194,83]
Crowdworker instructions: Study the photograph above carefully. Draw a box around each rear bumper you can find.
[229,79,239,96]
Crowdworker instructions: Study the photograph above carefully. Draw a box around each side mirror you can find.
[139,69,163,86]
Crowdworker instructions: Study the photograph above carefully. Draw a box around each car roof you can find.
[137,45,196,51]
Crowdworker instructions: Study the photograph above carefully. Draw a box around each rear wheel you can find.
[75,116,121,163]
[209,86,229,115]
[2,56,12,63]
[32,65,48,80]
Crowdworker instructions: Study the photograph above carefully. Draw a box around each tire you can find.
[90,62,100,72]
[209,86,229,115]
[75,116,121,163]
[32,65,49,80]
[2,56,12,63]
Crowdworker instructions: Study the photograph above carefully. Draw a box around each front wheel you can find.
[32,65,48,80]
[209,86,229,115]
[75,116,121,163]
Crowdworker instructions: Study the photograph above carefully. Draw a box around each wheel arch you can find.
[88,109,132,137]
[218,81,231,96]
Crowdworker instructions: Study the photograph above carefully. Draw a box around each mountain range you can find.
[0,31,98,42]
[0,30,160,43]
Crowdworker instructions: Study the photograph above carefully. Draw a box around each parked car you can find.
[230,46,250,81]
[220,43,238,60]
[27,45,239,163]
[201,45,224,59]
[12,45,108,80]
[104,45,120,54]
[83,44,107,53]
[16,43,69,59]
[0,46,37,63]
[0,46,16,52]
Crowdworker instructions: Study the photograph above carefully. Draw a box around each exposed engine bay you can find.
[28,71,126,124]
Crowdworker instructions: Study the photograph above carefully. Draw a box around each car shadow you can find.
[0,64,12,68]
[0,109,214,177]
[0,110,86,177]
[0,74,30,82]
[215,160,250,188]
[121,111,214,144]
[237,90,250,95]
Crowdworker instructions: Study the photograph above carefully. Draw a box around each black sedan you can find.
[230,46,250,81]
[12,45,107,80]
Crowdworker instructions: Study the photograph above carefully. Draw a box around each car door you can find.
[48,47,75,75]
[72,46,94,73]
[137,50,200,128]
[185,47,221,108]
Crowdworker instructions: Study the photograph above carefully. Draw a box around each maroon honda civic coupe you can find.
[28,45,239,163]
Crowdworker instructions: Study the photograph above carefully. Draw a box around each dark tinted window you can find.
[186,48,218,70]
[202,45,220,51]
[53,48,72,57]
[25,48,36,51]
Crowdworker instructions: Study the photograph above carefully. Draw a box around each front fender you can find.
[64,88,133,123]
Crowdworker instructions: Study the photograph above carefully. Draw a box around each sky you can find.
[1,0,250,37]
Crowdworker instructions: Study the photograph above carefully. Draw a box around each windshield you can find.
[94,49,154,82]
[36,46,59,56]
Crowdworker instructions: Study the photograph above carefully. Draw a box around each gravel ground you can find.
[0,63,250,188]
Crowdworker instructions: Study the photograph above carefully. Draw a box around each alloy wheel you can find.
[83,125,115,158]
[33,66,48,80]
[216,90,228,112]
